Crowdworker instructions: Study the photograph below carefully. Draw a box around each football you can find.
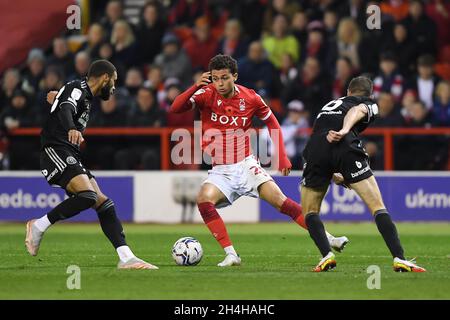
[172,237,203,266]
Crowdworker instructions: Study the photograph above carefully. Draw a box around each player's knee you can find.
[77,190,98,209]
[196,192,216,205]
[94,192,108,208]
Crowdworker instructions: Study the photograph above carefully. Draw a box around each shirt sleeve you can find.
[189,87,208,111]
[253,92,272,120]
[50,83,83,115]
[362,101,379,123]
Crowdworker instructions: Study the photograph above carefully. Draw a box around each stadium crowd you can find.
[0,0,449,170]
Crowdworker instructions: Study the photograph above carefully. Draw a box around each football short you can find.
[40,146,94,189]
[302,132,373,188]
[203,155,273,208]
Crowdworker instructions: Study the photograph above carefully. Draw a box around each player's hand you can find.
[332,173,351,189]
[279,157,292,176]
[195,72,211,88]
[47,91,58,104]
[68,129,84,145]
[326,129,349,143]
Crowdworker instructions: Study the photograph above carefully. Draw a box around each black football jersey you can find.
[312,95,379,135]
[40,78,93,154]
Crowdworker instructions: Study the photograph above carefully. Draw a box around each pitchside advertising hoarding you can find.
[261,173,450,222]
[0,173,133,221]
[1,172,449,222]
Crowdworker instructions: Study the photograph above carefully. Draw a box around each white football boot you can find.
[25,219,44,256]
[117,257,159,270]
[330,236,349,253]
[218,254,241,267]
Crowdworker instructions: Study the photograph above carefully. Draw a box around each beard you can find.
[100,84,115,100]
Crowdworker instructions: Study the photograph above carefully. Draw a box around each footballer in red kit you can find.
[171,54,348,267]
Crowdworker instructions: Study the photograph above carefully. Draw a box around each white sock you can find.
[224,245,237,256]
[116,245,136,262]
[34,215,52,232]
[325,231,334,243]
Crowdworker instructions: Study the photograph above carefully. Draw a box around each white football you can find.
[172,237,203,266]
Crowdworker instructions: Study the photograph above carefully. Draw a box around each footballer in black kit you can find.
[300,76,426,273]
[302,94,378,188]
[26,60,158,270]
[40,77,95,187]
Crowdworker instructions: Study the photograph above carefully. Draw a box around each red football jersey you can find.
[189,84,272,165]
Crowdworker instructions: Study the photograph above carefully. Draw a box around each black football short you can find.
[40,146,94,189]
[302,132,373,188]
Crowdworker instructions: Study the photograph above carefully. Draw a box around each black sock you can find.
[47,190,98,224]
[374,210,405,259]
[305,213,331,257]
[96,199,127,249]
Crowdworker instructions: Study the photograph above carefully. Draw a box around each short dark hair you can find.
[87,59,116,79]
[208,54,238,74]
[348,76,373,96]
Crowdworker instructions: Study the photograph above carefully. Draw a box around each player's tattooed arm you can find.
[326,103,368,143]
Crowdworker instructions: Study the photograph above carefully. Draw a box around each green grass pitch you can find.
[1,222,449,299]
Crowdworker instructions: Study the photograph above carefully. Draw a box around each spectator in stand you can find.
[100,0,124,39]
[162,78,195,127]
[262,14,299,69]
[275,53,298,96]
[67,51,91,82]
[432,80,450,127]
[22,48,45,97]
[332,56,355,99]
[401,0,437,57]
[335,17,361,71]
[115,67,144,107]
[144,64,165,104]
[0,89,40,169]
[426,0,450,51]
[324,9,339,43]
[154,33,192,89]
[396,100,448,170]
[36,66,64,115]
[0,68,21,113]
[381,22,418,78]
[365,92,405,169]
[304,23,331,70]
[400,89,418,122]
[87,95,127,169]
[291,10,308,61]
[229,0,265,41]
[373,52,404,102]
[111,20,137,68]
[78,23,105,59]
[97,41,126,85]
[262,0,300,34]
[115,86,165,170]
[337,0,368,28]
[183,16,219,71]
[217,19,249,61]
[282,56,331,122]
[136,1,166,65]
[168,0,209,27]
[47,37,74,79]
[279,100,309,169]
[237,41,274,98]
[407,54,441,111]
[380,0,410,21]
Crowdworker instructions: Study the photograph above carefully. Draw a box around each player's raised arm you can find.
[326,103,368,143]
[170,72,211,113]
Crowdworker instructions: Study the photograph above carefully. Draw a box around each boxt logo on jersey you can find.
[210,112,249,127]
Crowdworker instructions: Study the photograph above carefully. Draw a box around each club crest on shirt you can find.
[66,156,77,165]
[239,99,245,111]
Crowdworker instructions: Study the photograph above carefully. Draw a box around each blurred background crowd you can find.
[0,0,449,171]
